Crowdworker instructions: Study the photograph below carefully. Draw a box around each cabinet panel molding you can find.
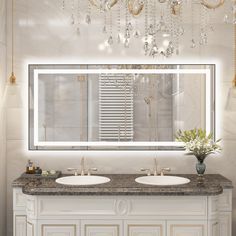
[84,224,120,236]
[219,190,232,212]
[27,221,34,236]
[219,212,232,236]
[37,196,207,217]
[130,197,207,217]
[127,224,164,236]
[14,215,26,236]
[208,196,219,219]
[13,188,27,210]
[168,221,206,236]
[38,196,116,216]
[41,224,76,236]
[82,220,122,236]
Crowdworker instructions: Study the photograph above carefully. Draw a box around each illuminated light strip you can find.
[33,68,210,75]
[33,68,212,147]
[34,141,184,147]
[34,70,39,147]
[205,69,211,134]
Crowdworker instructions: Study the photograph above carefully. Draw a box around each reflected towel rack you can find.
[99,75,134,141]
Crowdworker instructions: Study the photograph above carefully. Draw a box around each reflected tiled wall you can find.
[4,0,236,236]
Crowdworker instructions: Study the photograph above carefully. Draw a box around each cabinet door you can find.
[82,220,122,236]
[41,224,76,236]
[125,220,165,236]
[167,221,207,236]
[14,215,26,236]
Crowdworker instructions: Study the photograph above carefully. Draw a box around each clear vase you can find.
[196,160,206,177]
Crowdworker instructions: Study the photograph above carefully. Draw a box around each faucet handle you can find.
[87,168,97,176]
[160,167,171,176]
[140,168,151,176]
[67,168,79,176]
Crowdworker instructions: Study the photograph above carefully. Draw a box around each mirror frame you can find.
[28,64,215,151]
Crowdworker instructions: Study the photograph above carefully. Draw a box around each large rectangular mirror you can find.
[29,64,215,150]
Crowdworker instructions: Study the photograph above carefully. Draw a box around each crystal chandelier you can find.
[62,0,235,57]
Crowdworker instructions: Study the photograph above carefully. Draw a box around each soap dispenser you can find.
[26,160,35,174]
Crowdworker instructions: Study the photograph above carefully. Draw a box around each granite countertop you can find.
[12,174,233,196]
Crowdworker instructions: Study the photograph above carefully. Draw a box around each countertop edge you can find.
[12,174,231,197]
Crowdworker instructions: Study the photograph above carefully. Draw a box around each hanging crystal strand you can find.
[76,0,80,35]
[199,4,203,45]
[163,1,173,57]
[134,17,140,38]
[62,0,65,10]
[86,0,91,24]
[103,11,107,33]
[233,1,236,24]
[199,4,207,45]
[117,0,121,43]
[223,0,230,23]
[127,1,133,32]
[124,1,130,48]
[71,0,75,25]
[161,1,173,57]
[204,6,208,43]
[208,6,214,32]
[157,3,167,34]
[175,2,182,55]
[108,9,114,45]
[149,0,158,57]
[178,1,184,36]
[190,0,196,48]
[144,0,149,55]
[165,1,171,36]
[148,0,154,36]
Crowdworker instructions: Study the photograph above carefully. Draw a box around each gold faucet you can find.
[67,168,80,176]
[67,158,97,176]
[141,158,158,176]
[140,168,152,176]
[80,157,85,176]
[154,158,158,176]
[160,167,171,176]
[141,158,171,176]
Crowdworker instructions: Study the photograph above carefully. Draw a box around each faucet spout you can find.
[81,157,85,176]
[154,158,158,176]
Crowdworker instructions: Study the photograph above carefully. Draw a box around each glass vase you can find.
[195,160,206,176]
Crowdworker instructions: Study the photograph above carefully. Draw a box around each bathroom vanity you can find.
[12,174,233,236]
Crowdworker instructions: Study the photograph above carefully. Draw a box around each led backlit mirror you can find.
[29,64,215,150]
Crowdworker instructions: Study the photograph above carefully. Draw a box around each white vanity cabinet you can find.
[13,188,232,236]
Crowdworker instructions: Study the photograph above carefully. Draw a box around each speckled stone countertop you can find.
[12,174,233,196]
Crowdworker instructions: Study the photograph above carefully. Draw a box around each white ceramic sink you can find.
[56,175,111,186]
[135,176,190,186]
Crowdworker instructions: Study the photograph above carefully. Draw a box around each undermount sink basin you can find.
[135,176,190,186]
[56,175,111,186]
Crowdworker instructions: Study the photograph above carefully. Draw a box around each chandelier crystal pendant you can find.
[62,0,228,57]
